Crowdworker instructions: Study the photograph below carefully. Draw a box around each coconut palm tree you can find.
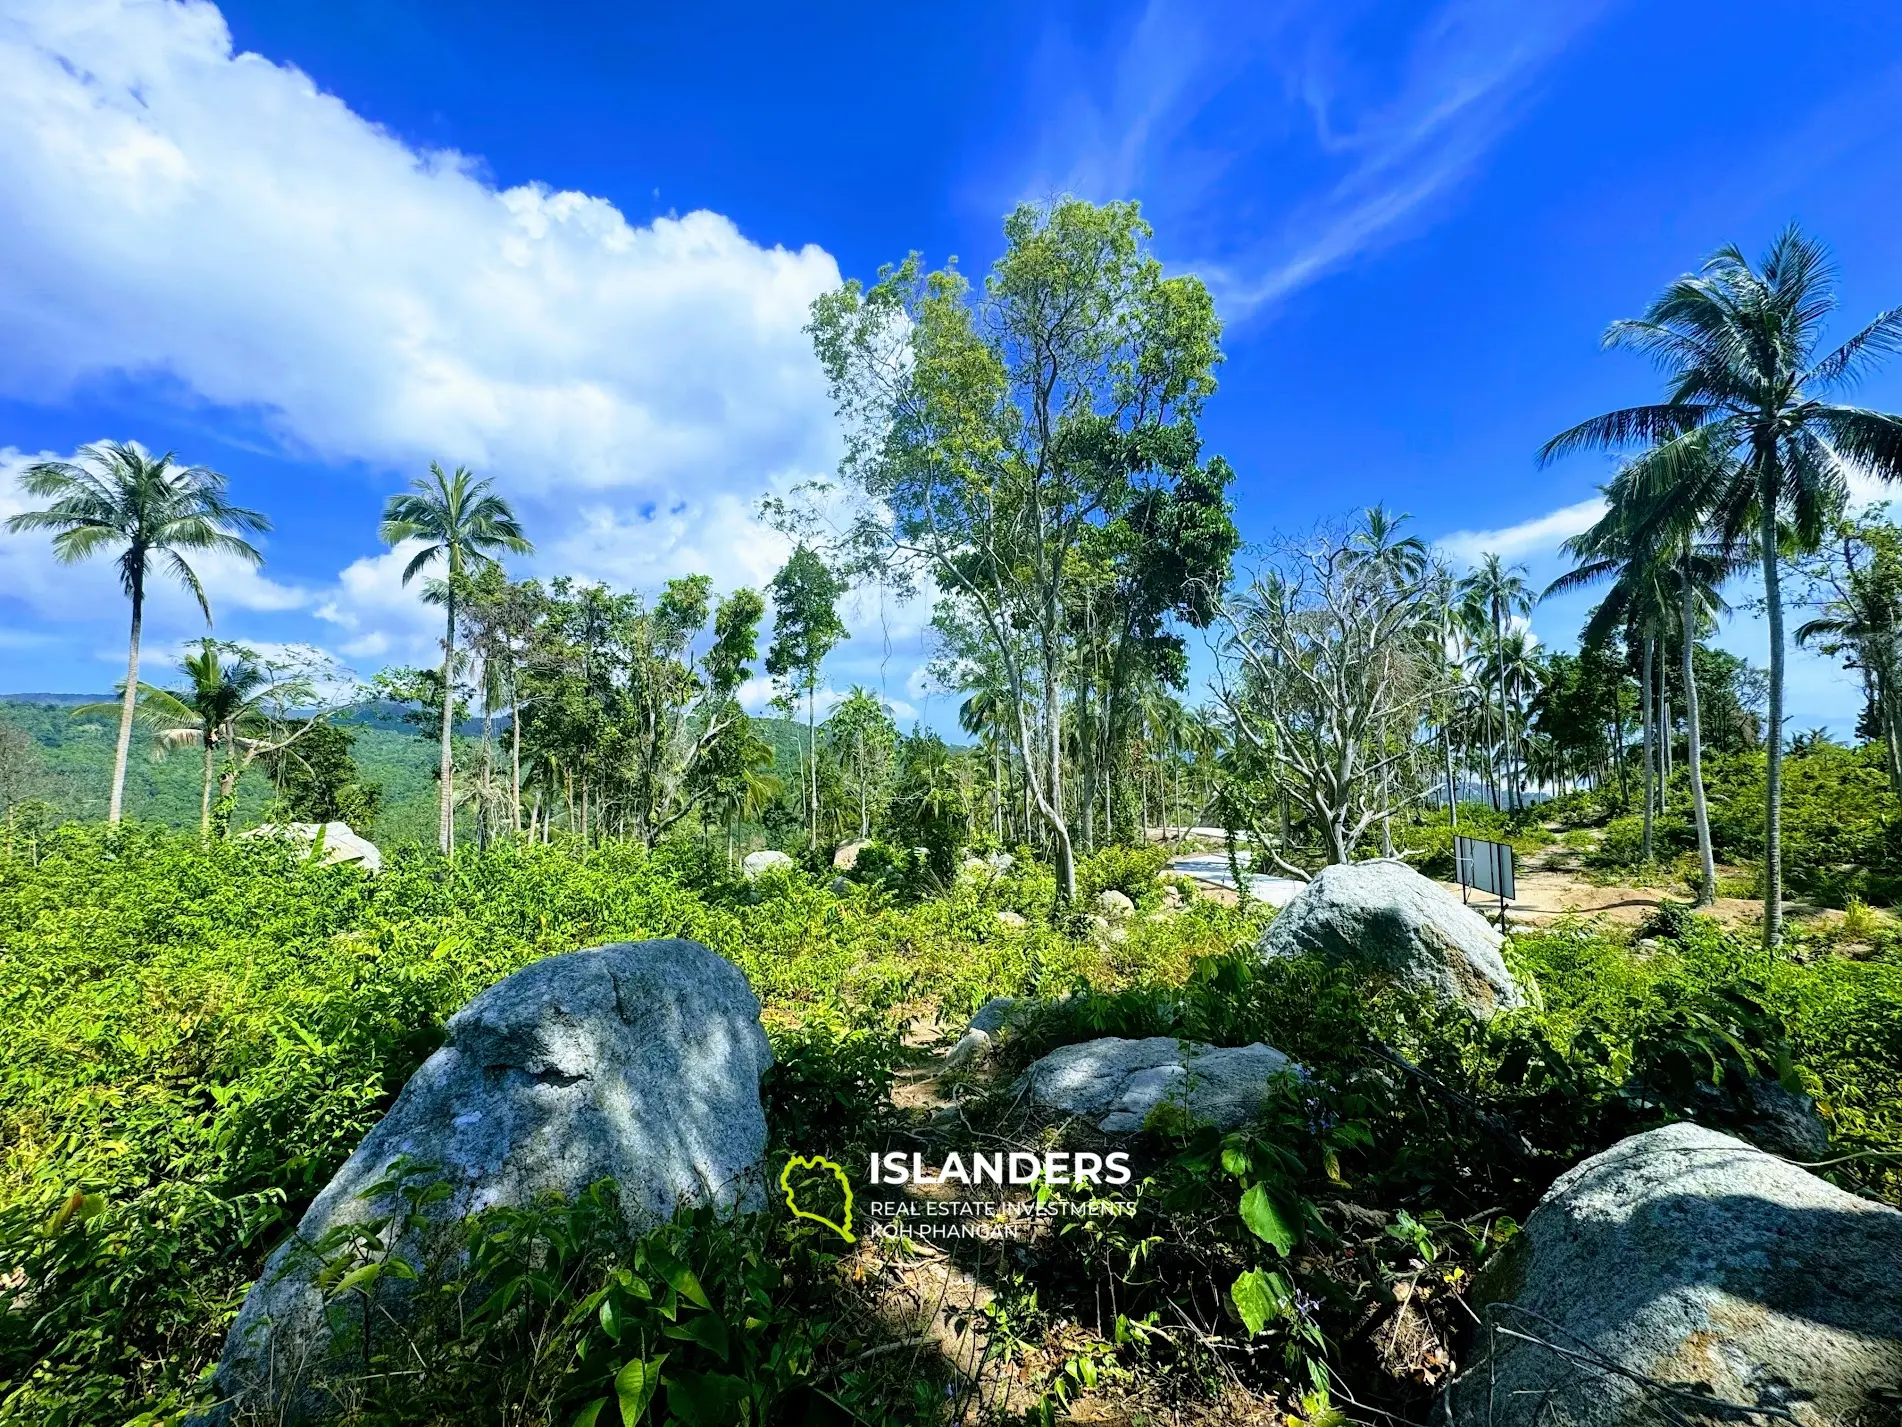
[379,463,533,856]
[7,442,268,824]
[1459,554,1534,810]
[1546,457,1749,904]
[1543,226,1902,943]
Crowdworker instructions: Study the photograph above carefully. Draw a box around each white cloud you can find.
[0,1,924,693]
[0,0,841,497]
[1435,495,1605,567]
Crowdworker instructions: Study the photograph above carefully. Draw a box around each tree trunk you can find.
[109,575,145,825]
[1493,599,1518,811]
[1761,492,1786,947]
[1045,655,1076,900]
[439,593,456,858]
[1681,568,1716,906]
[510,680,522,834]
[481,667,495,849]
[1640,632,1655,863]
[196,722,214,839]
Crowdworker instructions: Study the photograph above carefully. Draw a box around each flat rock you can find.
[1017,1036,1300,1133]
[209,939,771,1422]
[1258,860,1522,1015]
[1446,1121,1902,1426]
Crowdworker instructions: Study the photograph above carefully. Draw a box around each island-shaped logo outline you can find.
[779,1154,855,1242]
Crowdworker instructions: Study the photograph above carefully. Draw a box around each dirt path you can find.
[1165,831,1849,934]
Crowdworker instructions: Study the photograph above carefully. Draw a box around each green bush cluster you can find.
[1579,746,1902,906]
[0,827,1255,1422]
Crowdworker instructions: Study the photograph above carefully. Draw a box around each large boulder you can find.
[210,939,772,1422]
[1445,1122,1902,1426]
[240,821,382,874]
[1258,860,1522,1015]
[1018,1037,1301,1133]
[741,849,796,879]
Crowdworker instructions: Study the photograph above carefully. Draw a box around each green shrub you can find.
[0,826,1255,1421]
[1075,843,1170,908]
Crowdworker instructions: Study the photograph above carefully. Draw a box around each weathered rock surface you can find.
[741,849,796,879]
[240,821,382,874]
[1446,1121,1902,1427]
[1258,860,1522,1015]
[1018,1037,1300,1133]
[994,910,1027,931]
[969,996,1022,1034]
[944,1028,991,1069]
[1096,888,1135,919]
[211,939,772,1421]
[832,840,869,870]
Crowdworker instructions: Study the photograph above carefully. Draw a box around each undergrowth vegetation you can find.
[3,829,1900,1424]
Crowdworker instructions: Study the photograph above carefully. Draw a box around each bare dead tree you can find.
[1215,518,1453,872]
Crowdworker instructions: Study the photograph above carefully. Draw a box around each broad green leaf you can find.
[662,1310,730,1361]
[1239,1183,1296,1255]
[645,1246,712,1309]
[663,1368,749,1427]
[571,1397,607,1427]
[1230,1268,1279,1337]
[614,1354,666,1424]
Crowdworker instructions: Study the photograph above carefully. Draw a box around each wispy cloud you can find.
[1436,494,1605,567]
[1017,0,1616,315]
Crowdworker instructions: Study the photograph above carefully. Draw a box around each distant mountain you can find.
[0,692,111,706]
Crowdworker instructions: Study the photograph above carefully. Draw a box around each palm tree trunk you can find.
[1761,495,1786,947]
[510,678,522,835]
[1492,600,1518,811]
[109,576,145,825]
[439,595,456,858]
[1640,632,1655,862]
[1681,568,1716,906]
[200,725,213,840]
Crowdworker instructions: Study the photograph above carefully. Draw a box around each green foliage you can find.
[282,1174,855,1427]
[1074,842,1170,908]
[0,828,1252,1421]
[266,722,383,827]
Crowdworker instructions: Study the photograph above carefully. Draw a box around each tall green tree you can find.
[6,441,268,824]
[1458,554,1534,811]
[378,463,533,856]
[808,197,1224,899]
[765,545,849,847]
[1544,227,1902,942]
[825,687,896,839]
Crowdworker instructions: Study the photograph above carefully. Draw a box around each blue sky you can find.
[4,0,1902,732]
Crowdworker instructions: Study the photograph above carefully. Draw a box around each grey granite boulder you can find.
[210,939,772,1422]
[969,995,1022,1034]
[1018,1037,1301,1133]
[1446,1121,1902,1426]
[240,820,382,874]
[741,849,796,879]
[1258,860,1522,1015]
